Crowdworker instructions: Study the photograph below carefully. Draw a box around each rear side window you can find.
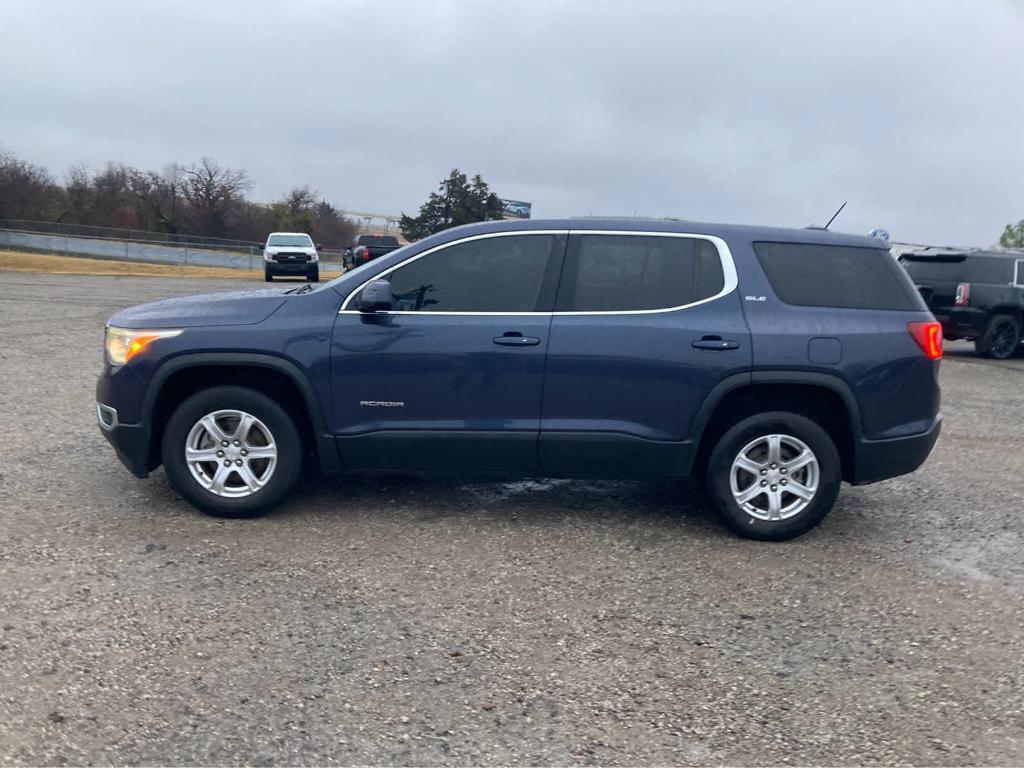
[557,234,725,312]
[385,234,557,312]
[754,242,925,311]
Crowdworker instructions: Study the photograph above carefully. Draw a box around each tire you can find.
[975,314,1020,359]
[307,267,320,283]
[705,411,841,541]
[161,385,303,518]
[264,267,274,283]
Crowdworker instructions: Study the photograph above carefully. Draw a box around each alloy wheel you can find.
[729,433,819,521]
[184,409,277,498]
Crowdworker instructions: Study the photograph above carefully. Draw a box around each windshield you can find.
[267,234,313,247]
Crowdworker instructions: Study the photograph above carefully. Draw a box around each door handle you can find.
[493,332,541,347]
[692,336,740,351]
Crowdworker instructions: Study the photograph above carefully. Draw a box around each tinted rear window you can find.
[357,235,399,246]
[902,255,1012,284]
[754,242,925,311]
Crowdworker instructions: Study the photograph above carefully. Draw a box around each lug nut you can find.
[780,468,787,474]
[241,449,248,456]
[770,463,777,469]
[233,440,240,446]
[770,484,778,491]
[216,450,224,457]
[780,479,788,486]
[235,459,243,466]
[760,468,767,476]
[760,480,768,487]
[221,440,229,447]
[223,460,231,467]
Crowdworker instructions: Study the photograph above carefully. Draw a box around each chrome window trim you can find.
[1015,259,1024,287]
[338,228,738,316]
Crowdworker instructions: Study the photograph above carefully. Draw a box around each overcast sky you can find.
[2,0,1022,245]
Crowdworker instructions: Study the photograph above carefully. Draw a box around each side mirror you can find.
[358,280,393,313]
[344,247,353,257]
[315,243,323,251]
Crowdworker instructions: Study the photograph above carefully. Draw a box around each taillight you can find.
[908,321,943,360]
[955,282,971,307]
[362,249,370,261]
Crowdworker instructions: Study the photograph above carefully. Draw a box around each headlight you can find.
[263,252,273,261]
[105,326,183,366]
[310,253,319,262]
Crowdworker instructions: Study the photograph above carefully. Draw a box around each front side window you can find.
[383,234,558,312]
[557,234,724,312]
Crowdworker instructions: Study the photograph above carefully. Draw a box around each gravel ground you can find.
[1,271,1022,766]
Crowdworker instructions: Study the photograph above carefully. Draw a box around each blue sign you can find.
[501,199,532,219]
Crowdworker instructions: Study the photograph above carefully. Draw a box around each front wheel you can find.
[307,267,320,283]
[161,386,303,518]
[264,267,274,282]
[705,412,841,541]
[975,314,1020,359]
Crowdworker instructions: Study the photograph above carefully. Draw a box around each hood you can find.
[108,288,290,329]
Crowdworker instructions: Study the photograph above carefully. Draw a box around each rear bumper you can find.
[850,415,941,485]
[937,308,988,339]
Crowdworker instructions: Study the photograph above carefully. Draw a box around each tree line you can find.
[0,150,356,247]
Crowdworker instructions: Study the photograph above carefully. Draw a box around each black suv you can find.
[344,234,401,270]
[901,248,1024,358]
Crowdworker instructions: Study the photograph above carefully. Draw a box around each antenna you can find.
[823,201,847,230]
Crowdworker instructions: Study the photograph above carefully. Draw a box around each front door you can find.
[539,231,751,475]
[330,231,566,472]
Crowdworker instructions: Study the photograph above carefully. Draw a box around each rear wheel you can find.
[307,267,320,282]
[705,412,841,541]
[975,314,1020,359]
[161,386,302,518]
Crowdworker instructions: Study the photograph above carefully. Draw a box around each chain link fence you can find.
[0,220,347,272]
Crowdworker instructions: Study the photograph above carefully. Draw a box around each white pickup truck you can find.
[263,232,319,282]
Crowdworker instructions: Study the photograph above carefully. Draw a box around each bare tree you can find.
[181,157,250,237]
[0,150,58,220]
[128,163,185,234]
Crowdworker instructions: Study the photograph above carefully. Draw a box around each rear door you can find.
[539,231,751,475]
[330,231,566,472]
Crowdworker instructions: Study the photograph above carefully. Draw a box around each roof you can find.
[423,217,882,249]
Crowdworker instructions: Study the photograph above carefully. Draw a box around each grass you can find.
[0,249,264,279]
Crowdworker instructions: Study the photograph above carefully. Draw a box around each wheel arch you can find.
[690,372,861,482]
[143,353,340,473]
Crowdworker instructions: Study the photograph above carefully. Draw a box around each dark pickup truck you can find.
[900,248,1024,358]
[344,234,402,270]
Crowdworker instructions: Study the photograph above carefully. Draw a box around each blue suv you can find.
[96,219,942,540]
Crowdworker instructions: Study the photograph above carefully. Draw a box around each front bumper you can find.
[850,415,942,485]
[97,402,153,478]
[267,259,316,274]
